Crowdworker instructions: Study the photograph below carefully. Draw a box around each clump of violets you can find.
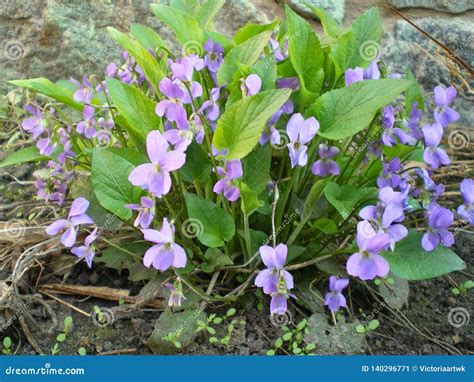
[46,197,95,247]
[324,276,349,312]
[142,218,186,271]
[255,244,295,315]
[458,179,474,225]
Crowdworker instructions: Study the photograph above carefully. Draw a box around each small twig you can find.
[39,290,91,318]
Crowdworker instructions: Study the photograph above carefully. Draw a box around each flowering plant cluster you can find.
[6,2,469,322]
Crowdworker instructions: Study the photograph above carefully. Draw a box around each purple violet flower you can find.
[406,103,424,141]
[155,78,188,127]
[381,106,415,147]
[242,74,261,96]
[45,197,94,247]
[76,105,96,138]
[125,196,155,229]
[71,227,98,268]
[458,178,474,224]
[433,85,459,127]
[286,113,319,168]
[269,37,287,62]
[165,281,185,308]
[21,105,47,139]
[311,144,340,177]
[377,158,402,189]
[324,276,349,312]
[213,160,243,202]
[199,87,221,122]
[346,220,390,280]
[128,130,186,198]
[204,39,224,73]
[71,76,93,104]
[422,122,450,169]
[345,67,363,86]
[422,205,454,251]
[142,218,187,271]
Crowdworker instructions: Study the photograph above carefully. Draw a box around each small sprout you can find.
[3,337,12,355]
[282,332,292,341]
[374,279,381,286]
[174,341,182,349]
[368,319,380,331]
[386,278,395,285]
[451,288,460,296]
[227,324,234,333]
[64,316,73,332]
[78,347,87,356]
[207,326,216,335]
[266,349,275,356]
[118,297,125,305]
[305,343,316,351]
[56,333,66,343]
[464,280,474,289]
[209,337,219,344]
[355,324,366,334]
[274,338,283,348]
[213,317,223,324]
[226,308,236,317]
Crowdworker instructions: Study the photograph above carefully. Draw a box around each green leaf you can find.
[329,7,382,75]
[266,349,275,356]
[312,218,337,234]
[9,78,83,110]
[0,146,44,168]
[91,149,141,220]
[201,248,233,273]
[240,182,263,215]
[198,0,225,29]
[368,320,380,331]
[78,347,87,356]
[307,79,413,140]
[242,144,272,194]
[106,77,162,143]
[64,316,73,331]
[3,337,11,349]
[286,6,324,96]
[405,69,425,113]
[178,142,212,183]
[130,23,169,52]
[107,27,164,93]
[324,182,377,220]
[233,18,279,45]
[184,193,235,248]
[252,55,277,91]
[151,4,204,45]
[213,89,291,159]
[217,31,272,85]
[381,230,465,281]
[302,179,329,221]
[56,333,66,343]
[307,5,341,38]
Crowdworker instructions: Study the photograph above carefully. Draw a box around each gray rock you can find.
[388,0,474,14]
[382,17,473,127]
[0,0,268,93]
[282,0,345,23]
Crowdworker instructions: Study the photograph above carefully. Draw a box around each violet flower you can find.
[199,87,221,122]
[125,196,155,229]
[377,158,402,189]
[71,227,98,268]
[204,39,223,73]
[311,144,340,177]
[36,135,56,156]
[213,160,243,202]
[128,130,186,198]
[422,122,450,169]
[71,76,93,104]
[21,105,47,139]
[433,85,459,127]
[269,37,287,62]
[381,106,415,147]
[346,220,390,280]
[155,78,188,127]
[422,205,454,251]
[242,74,261,96]
[45,197,94,247]
[170,57,203,103]
[286,113,319,168]
[405,103,424,141]
[142,218,187,271]
[345,67,363,86]
[164,282,185,308]
[458,178,474,224]
[76,105,96,138]
[324,276,349,312]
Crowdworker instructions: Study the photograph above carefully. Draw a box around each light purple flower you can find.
[76,105,96,138]
[458,178,474,224]
[422,122,450,169]
[125,196,155,229]
[286,113,319,168]
[45,197,94,247]
[164,125,194,152]
[71,227,98,268]
[71,76,93,104]
[406,103,424,141]
[255,244,294,294]
[345,67,363,86]
[128,130,186,198]
[377,158,402,189]
[213,160,243,202]
[242,74,261,96]
[165,282,185,308]
[311,144,340,177]
[433,85,459,127]
[204,39,223,73]
[199,87,221,122]
[155,78,188,127]
[324,276,349,312]
[21,105,47,139]
[381,106,416,147]
[142,218,187,271]
[269,37,287,62]
[36,136,56,156]
[170,57,203,103]
[422,205,454,251]
[346,220,390,280]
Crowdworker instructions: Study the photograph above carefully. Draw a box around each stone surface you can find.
[388,0,474,14]
[0,0,268,93]
[382,17,473,127]
[281,0,345,23]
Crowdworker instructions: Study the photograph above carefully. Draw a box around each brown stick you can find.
[39,284,163,309]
